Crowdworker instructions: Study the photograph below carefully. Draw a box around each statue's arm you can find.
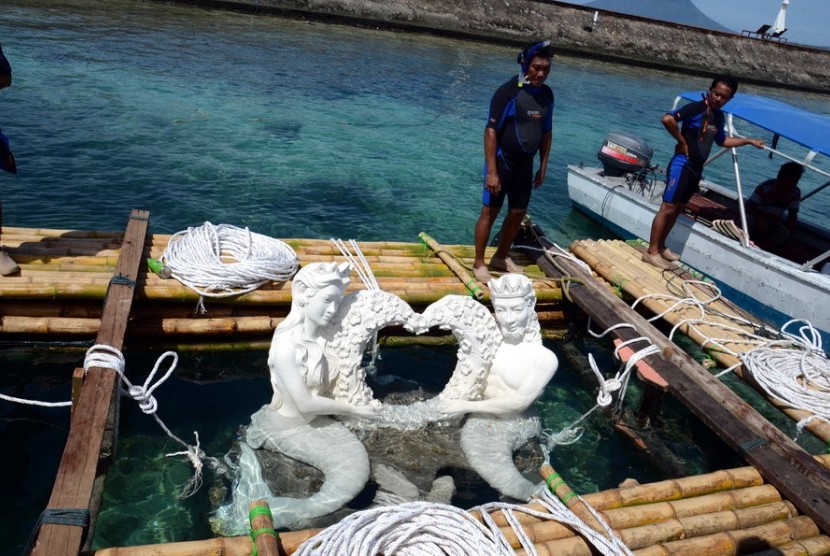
[270,343,377,418]
[442,350,558,416]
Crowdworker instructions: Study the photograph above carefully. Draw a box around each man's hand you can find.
[533,168,546,188]
[485,172,501,195]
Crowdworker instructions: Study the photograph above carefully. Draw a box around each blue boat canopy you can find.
[679,91,830,158]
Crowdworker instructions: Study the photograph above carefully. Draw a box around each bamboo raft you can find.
[569,238,830,444]
[12,218,830,554]
[0,225,566,349]
[90,456,830,555]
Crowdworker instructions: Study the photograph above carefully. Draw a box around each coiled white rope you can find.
[161,222,298,310]
[294,489,631,556]
[626,276,830,435]
[738,319,830,432]
[83,344,225,498]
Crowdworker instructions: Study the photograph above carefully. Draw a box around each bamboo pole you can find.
[617,501,796,550]
[248,500,278,556]
[749,536,830,555]
[87,527,322,556]
[418,231,485,299]
[539,464,614,540]
[475,455,830,530]
[632,515,820,555]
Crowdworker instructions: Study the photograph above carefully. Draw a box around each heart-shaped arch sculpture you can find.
[321,289,502,409]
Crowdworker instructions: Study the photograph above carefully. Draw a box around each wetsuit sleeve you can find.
[543,89,554,133]
[486,81,515,131]
[668,99,705,123]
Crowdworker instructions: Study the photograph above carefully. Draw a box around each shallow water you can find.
[1,0,829,552]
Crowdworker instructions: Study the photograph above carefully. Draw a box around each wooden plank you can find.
[516,224,830,535]
[33,209,150,556]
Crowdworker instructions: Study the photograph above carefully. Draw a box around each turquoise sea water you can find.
[1,0,829,553]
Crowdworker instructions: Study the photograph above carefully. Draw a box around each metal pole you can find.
[727,114,751,248]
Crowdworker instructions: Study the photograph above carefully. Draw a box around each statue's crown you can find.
[489,274,534,299]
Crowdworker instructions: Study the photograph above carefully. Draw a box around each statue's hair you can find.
[276,262,351,335]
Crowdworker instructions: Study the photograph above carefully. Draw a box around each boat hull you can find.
[567,164,830,335]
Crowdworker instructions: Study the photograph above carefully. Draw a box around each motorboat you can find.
[567,92,830,336]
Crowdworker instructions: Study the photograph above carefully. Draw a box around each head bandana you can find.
[517,40,551,84]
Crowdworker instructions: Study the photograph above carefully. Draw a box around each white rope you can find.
[740,329,830,431]
[82,344,225,498]
[623,275,830,437]
[0,392,72,408]
[520,242,593,275]
[294,501,512,556]
[0,345,128,408]
[294,492,632,556]
[161,222,298,307]
[544,319,661,449]
[331,237,383,374]
[331,237,379,290]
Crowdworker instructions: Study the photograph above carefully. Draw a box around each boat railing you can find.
[800,248,830,271]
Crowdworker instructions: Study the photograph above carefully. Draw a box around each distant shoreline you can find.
[162,0,830,93]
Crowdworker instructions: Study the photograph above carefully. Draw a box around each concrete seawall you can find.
[170,0,830,93]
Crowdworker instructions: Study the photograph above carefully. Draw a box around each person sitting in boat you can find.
[746,161,804,247]
[642,75,765,270]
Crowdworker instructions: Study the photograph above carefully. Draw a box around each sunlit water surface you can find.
[1,0,829,552]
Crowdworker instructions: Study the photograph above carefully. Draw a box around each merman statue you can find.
[439,273,559,500]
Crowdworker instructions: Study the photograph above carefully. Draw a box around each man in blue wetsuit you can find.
[472,40,554,284]
[0,43,18,276]
[643,74,764,270]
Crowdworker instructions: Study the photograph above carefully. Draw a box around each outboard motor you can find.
[597,131,653,177]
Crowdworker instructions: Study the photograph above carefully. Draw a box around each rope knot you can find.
[83,344,126,374]
[128,384,158,414]
[597,378,622,407]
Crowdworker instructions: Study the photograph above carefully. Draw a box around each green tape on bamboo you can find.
[249,505,278,556]
[545,471,561,489]
[464,279,484,299]
[146,258,164,275]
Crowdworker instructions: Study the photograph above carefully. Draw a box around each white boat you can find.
[567,92,830,336]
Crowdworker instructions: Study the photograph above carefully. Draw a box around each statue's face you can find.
[305,284,344,328]
[493,296,531,343]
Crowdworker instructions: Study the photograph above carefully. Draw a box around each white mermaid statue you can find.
[214,262,380,532]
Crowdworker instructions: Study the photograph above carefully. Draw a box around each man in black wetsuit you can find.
[472,40,554,284]
[0,43,18,276]
[643,74,764,270]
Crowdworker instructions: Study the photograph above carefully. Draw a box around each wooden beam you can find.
[32,210,150,556]
[516,223,830,534]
